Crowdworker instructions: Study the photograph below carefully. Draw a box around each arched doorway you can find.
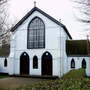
[42,51,52,76]
[20,52,29,75]
[82,59,86,69]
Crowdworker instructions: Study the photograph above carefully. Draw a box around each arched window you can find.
[4,58,7,67]
[82,59,86,69]
[71,59,75,69]
[33,56,38,69]
[27,17,45,49]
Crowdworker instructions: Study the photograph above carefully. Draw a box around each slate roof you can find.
[66,40,90,56]
[11,7,72,39]
[0,44,10,57]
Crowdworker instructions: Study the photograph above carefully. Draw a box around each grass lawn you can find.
[0,69,90,90]
[20,69,90,90]
[0,74,9,79]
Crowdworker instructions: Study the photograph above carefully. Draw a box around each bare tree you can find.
[0,0,8,35]
[71,0,90,23]
[0,0,7,5]
[0,0,10,46]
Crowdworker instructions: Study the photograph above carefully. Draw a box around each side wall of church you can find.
[67,56,89,71]
[58,27,70,77]
[86,58,90,76]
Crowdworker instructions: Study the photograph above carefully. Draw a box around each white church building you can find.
[0,6,90,77]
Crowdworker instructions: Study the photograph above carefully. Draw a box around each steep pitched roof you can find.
[0,44,10,57]
[11,7,72,39]
[66,40,90,56]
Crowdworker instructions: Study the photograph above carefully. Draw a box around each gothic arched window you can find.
[71,59,75,69]
[4,58,7,67]
[27,17,45,49]
[33,55,38,69]
[82,59,86,69]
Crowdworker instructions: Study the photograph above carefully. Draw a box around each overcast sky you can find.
[8,0,90,39]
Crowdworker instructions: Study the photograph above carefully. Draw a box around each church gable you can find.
[11,7,72,39]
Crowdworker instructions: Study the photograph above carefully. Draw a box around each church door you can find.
[20,52,29,75]
[42,51,52,76]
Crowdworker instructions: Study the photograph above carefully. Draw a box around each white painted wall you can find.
[58,27,69,76]
[67,56,89,72]
[0,57,9,73]
[86,57,90,76]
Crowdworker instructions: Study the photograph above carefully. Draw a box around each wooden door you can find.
[42,52,52,76]
[20,52,29,75]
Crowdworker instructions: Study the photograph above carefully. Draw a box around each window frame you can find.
[71,59,75,69]
[33,55,38,69]
[27,17,45,49]
[4,58,7,67]
[82,59,86,69]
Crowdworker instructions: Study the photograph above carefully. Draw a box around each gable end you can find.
[11,7,72,39]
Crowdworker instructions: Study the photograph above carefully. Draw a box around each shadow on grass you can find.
[0,73,9,79]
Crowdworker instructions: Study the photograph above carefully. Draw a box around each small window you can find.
[33,56,38,69]
[82,59,86,69]
[71,59,75,69]
[4,58,7,67]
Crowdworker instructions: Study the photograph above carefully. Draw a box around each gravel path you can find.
[0,77,47,89]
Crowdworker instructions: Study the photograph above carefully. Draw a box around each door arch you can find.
[42,51,52,76]
[82,59,86,69]
[20,52,29,75]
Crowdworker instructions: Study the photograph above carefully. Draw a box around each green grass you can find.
[1,69,90,90]
[62,68,85,79]
[0,74,9,79]
[20,69,90,90]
